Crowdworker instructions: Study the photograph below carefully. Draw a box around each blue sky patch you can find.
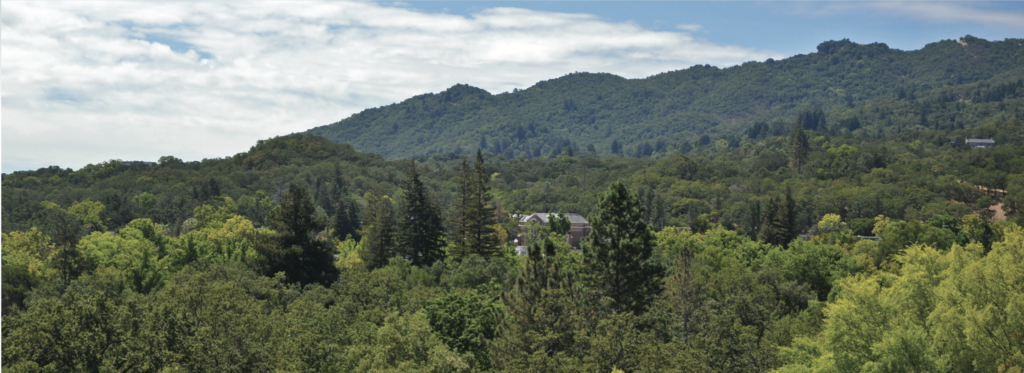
[141,33,213,59]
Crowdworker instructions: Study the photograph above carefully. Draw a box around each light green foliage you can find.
[68,200,107,232]
[334,234,364,270]
[192,198,237,230]
[79,225,169,294]
[813,214,855,246]
[170,215,261,270]
[2,228,59,281]
[776,226,1024,372]
[350,312,471,372]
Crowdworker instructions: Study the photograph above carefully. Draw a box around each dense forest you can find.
[307,36,1024,160]
[4,36,1024,372]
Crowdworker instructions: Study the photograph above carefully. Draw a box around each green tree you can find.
[758,187,798,248]
[491,238,587,370]
[360,189,398,270]
[331,195,361,242]
[790,124,809,174]
[399,160,446,267]
[425,289,503,368]
[583,181,665,314]
[452,151,499,259]
[549,213,571,236]
[260,183,339,286]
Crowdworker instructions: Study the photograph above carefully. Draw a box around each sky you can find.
[3,1,1023,173]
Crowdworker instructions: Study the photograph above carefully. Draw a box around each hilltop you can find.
[306,36,1024,159]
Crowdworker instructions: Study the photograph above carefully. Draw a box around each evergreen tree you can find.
[260,183,339,286]
[329,164,361,241]
[453,150,500,259]
[331,196,361,241]
[450,159,474,259]
[491,238,585,369]
[360,189,397,270]
[582,181,665,315]
[469,150,500,256]
[399,160,446,267]
[790,123,809,174]
[758,187,798,248]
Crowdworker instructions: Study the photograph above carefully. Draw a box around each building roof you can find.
[965,138,995,144]
[519,212,589,225]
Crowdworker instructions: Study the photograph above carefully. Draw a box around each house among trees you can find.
[517,212,592,248]
[965,138,996,148]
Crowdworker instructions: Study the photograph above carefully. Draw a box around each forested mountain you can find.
[307,35,1024,159]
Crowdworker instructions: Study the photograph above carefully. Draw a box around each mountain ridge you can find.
[307,36,1024,159]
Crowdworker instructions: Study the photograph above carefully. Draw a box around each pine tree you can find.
[790,123,809,174]
[452,151,500,259]
[491,238,585,369]
[359,189,397,270]
[582,181,665,315]
[469,150,500,256]
[260,183,340,286]
[331,196,361,241]
[450,159,474,259]
[757,187,798,248]
[399,160,446,267]
[329,164,361,241]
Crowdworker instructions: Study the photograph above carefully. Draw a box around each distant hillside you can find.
[307,36,1024,159]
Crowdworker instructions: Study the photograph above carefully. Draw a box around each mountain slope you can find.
[306,36,1024,159]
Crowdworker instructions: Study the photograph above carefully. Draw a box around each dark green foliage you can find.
[491,238,587,369]
[789,124,809,174]
[331,196,361,242]
[583,181,665,314]
[257,183,339,286]
[1,263,38,314]
[451,151,499,259]
[359,189,397,270]
[425,289,502,367]
[399,161,447,267]
[759,187,798,248]
[548,212,571,235]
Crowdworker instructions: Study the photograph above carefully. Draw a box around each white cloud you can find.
[677,24,702,32]
[1,1,781,171]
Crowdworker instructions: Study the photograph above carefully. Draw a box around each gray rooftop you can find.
[965,138,995,144]
[519,212,589,225]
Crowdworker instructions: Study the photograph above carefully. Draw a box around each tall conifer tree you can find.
[452,151,500,259]
[469,150,500,256]
[399,160,446,267]
[259,183,339,286]
[360,189,397,270]
[790,124,809,174]
[582,181,665,314]
[491,238,583,369]
[758,187,799,248]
